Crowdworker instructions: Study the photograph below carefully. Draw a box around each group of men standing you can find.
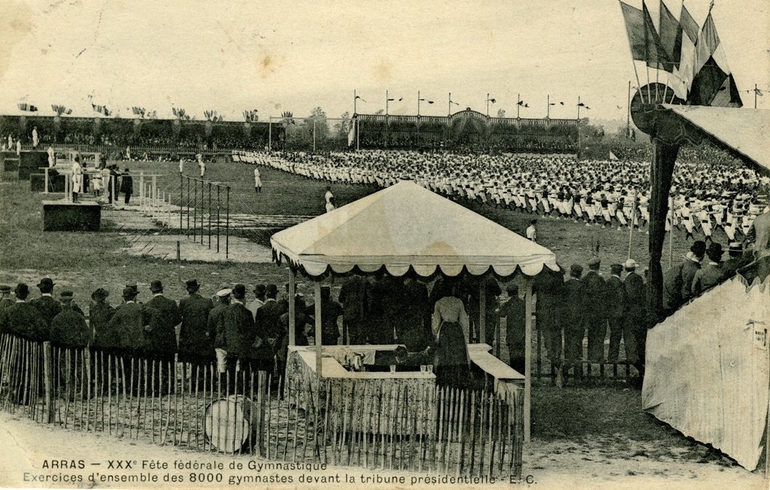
[534,258,648,376]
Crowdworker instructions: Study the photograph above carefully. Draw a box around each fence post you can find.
[257,371,267,457]
[217,185,221,253]
[43,341,54,423]
[208,182,212,249]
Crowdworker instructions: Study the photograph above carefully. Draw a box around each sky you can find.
[0,0,767,129]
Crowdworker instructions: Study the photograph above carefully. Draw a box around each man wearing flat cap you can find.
[51,291,90,348]
[141,280,182,361]
[0,283,48,341]
[179,279,214,365]
[581,257,607,363]
[692,242,724,294]
[31,277,61,328]
[211,287,232,374]
[90,288,117,351]
[0,285,14,314]
[563,264,585,371]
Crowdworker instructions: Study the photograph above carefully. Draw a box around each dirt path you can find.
[0,412,764,489]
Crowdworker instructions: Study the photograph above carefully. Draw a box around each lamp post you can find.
[448,92,459,116]
[417,91,433,116]
[485,93,496,117]
[385,90,400,116]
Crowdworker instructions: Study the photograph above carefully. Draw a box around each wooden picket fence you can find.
[0,333,523,481]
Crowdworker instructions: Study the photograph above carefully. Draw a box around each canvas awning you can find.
[662,105,770,175]
[270,180,559,278]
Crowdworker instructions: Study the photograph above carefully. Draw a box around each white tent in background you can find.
[270,180,559,441]
[609,150,619,161]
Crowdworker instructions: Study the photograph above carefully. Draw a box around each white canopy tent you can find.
[270,180,559,440]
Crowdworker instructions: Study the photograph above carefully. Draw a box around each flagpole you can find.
[517,93,521,118]
[547,95,550,119]
[448,92,451,116]
[354,89,357,114]
[386,90,389,116]
[628,190,637,259]
[627,80,632,138]
[755,83,758,109]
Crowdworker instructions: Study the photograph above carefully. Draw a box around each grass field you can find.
[0,159,744,476]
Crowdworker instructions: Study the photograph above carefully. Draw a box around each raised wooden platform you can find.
[42,200,101,232]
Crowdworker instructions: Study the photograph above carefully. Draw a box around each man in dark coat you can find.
[141,280,181,361]
[467,276,502,345]
[605,264,627,363]
[107,287,144,355]
[178,279,215,364]
[31,277,61,328]
[662,240,705,314]
[310,285,343,346]
[681,240,706,302]
[0,283,48,341]
[221,284,256,380]
[399,277,432,351]
[211,288,231,374]
[338,275,368,345]
[581,258,607,362]
[535,267,565,366]
[0,285,14,313]
[89,288,117,351]
[0,284,48,403]
[254,284,285,372]
[692,242,724,294]
[498,284,526,373]
[623,259,645,367]
[119,168,133,204]
[563,264,585,369]
[722,242,750,280]
[50,291,90,347]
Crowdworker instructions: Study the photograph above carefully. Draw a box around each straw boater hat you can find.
[624,259,639,270]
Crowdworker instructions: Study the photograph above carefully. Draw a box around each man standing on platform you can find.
[31,277,61,328]
[339,275,368,345]
[120,168,134,205]
[71,156,83,203]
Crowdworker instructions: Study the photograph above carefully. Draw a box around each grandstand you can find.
[0,114,284,158]
[350,108,579,153]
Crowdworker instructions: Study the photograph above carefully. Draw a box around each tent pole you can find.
[524,277,533,443]
[766,335,770,478]
[315,281,322,378]
[479,282,486,345]
[288,270,296,346]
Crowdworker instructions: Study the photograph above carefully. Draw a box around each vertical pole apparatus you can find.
[288,271,296,346]
[225,186,230,259]
[208,182,212,249]
[179,172,183,232]
[217,185,220,253]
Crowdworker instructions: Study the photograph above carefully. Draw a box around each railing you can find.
[0,333,523,480]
